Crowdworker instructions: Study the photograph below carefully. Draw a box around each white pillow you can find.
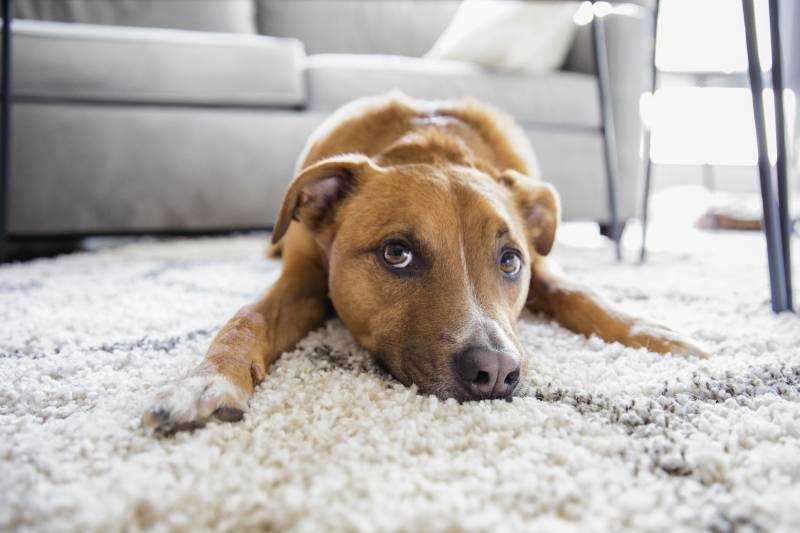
[425,0,581,73]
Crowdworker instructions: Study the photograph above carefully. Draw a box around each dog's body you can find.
[143,94,707,435]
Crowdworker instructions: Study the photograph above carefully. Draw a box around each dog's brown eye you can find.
[499,250,522,276]
[383,242,413,268]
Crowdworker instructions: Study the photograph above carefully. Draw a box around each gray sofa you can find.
[7,0,653,236]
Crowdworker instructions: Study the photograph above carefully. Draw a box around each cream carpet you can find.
[1,227,799,532]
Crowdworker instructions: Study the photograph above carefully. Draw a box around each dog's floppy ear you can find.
[498,169,561,256]
[272,154,381,245]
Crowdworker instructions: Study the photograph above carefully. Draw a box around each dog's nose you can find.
[455,347,520,400]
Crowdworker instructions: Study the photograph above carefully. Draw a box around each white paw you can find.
[629,322,711,359]
[141,372,249,436]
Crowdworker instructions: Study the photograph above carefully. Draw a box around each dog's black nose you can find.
[455,347,520,400]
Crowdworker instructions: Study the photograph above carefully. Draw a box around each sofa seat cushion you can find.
[305,54,600,127]
[13,20,305,106]
[256,0,460,56]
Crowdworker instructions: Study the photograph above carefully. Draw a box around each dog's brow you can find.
[355,225,424,256]
[374,220,414,237]
[496,226,510,240]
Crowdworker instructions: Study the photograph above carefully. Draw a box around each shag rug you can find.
[1,228,799,532]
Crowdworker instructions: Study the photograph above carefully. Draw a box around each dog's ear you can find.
[272,154,381,245]
[498,169,561,256]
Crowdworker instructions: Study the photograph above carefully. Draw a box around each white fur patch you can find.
[147,373,248,428]
[628,321,707,357]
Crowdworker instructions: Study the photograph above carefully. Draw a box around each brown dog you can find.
[142,94,707,435]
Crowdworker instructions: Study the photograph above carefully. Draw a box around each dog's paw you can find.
[141,372,250,436]
[629,322,710,359]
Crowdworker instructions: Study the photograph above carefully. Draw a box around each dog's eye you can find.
[383,242,413,268]
[499,249,522,277]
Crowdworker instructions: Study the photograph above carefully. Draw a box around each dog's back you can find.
[297,93,541,181]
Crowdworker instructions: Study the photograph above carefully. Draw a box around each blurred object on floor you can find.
[697,191,763,231]
[696,191,799,231]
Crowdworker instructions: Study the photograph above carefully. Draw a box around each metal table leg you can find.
[640,0,660,263]
[768,0,793,310]
[592,7,622,261]
[1,0,11,240]
[742,0,791,312]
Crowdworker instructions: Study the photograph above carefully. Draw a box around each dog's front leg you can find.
[526,257,708,358]
[141,262,329,435]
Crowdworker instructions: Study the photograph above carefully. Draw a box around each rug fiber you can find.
[1,229,799,532]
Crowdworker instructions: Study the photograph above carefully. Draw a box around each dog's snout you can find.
[455,347,520,400]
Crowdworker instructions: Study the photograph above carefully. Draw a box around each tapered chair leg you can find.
[640,0,660,264]
[640,153,653,263]
[742,0,791,312]
[592,8,622,261]
[767,0,793,310]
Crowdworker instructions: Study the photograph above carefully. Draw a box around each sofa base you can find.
[9,101,637,236]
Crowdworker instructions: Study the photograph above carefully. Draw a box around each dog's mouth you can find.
[400,358,484,402]
[388,351,457,400]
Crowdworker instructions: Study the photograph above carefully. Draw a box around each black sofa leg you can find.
[599,221,627,241]
[1,0,12,241]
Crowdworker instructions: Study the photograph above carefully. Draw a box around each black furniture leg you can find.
[768,0,793,310]
[742,0,790,312]
[592,7,622,261]
[1,0,11,240]
[640,0,660,263]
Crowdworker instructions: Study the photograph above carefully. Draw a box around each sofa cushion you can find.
[12,20,305,106]
[256,0,460,56]
[305,54,601,127]
[15,0,257,34]
[426,0,580,72]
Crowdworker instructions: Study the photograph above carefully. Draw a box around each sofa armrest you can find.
[564,5,654,93]
[8,19,307,106]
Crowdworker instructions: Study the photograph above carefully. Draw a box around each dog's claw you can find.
[150,417,206,437]
[213,406,244,422]
[250,361,266,386]
[141,373,249,436]
[149,407,171,424]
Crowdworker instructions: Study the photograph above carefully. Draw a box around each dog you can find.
[142,94,708,435]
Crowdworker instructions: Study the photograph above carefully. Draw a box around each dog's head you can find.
[273,154,559,400]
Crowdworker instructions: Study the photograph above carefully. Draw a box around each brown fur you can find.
[142,94,708,434]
